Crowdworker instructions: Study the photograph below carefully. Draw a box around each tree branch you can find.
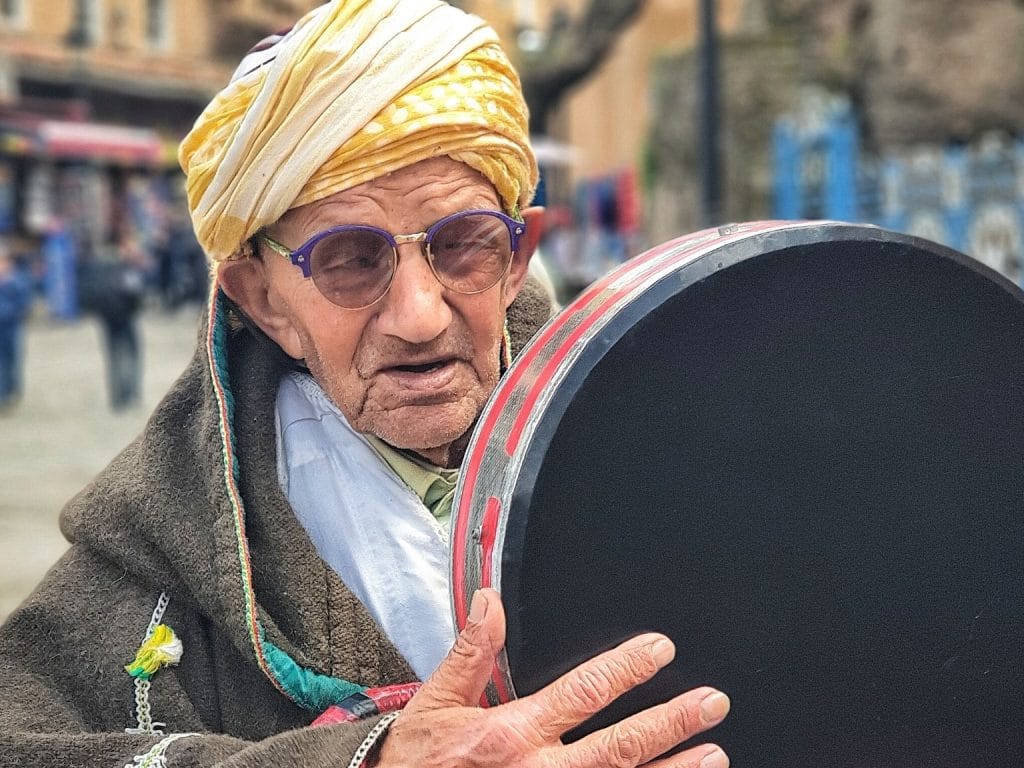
[520,0,648,134]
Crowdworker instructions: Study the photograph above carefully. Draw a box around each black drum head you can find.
[458,224,1024,767]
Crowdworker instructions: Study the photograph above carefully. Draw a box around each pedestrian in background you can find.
[101,234,147,411]
[0,240,33,412]
[77,233,148,411]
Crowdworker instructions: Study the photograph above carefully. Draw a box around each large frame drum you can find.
[451,221,1024,767]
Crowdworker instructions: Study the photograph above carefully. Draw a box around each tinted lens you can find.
[310,229,394,308]
[429,213,512,293]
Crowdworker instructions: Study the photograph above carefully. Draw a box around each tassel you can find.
[125,624,183,681]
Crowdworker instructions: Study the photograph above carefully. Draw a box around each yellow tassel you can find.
[125,624,183,681]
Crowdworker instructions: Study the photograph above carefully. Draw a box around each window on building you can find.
[146,0,171,49]
[0,0,25,27]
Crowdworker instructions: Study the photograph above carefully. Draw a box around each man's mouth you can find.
[378,357,461,394]
[392,359,447,374]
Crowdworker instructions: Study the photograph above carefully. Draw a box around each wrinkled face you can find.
[223,157,540,467]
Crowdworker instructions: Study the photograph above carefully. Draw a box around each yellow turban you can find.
[180,0,538,264]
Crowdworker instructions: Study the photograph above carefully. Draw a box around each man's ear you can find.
[217,258,304,359]
[503,205,546,310]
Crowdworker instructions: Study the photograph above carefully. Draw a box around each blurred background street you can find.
[4,0,1024,621]
[0,305,200,621]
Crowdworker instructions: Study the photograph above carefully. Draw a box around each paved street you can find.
[0,305,203,622]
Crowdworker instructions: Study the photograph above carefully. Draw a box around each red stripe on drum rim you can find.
[479,496,502,589]
[452,496,502,629]
[483,498,512,702]
[451,519,471,629]
[452,495,515,704]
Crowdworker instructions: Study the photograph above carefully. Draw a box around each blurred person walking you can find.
[78,234,148,411]
[0,241,33,412]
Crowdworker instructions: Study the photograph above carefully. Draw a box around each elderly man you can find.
[0,2,729,767]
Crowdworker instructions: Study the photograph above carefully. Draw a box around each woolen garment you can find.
[0,275,554,767]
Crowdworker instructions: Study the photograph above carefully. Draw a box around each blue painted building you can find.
[774,95,1024,285]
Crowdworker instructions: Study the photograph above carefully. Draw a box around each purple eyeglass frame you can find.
[259,208,525,285]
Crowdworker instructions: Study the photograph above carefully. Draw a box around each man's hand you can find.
[375,588,730,767]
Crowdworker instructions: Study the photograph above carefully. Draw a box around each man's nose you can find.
[375,243,452,343]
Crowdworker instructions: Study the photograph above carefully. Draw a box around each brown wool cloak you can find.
[0,278,555,767]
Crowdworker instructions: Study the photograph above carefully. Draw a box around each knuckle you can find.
[448,629,486,664]
[562,666,618,710]
[604,727,647,768]
[501,705,548,746]
[621,643,661,681]
[665,701,698,739]
[557,648,659,713]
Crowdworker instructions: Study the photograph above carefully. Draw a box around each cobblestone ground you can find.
[0,305,203,622]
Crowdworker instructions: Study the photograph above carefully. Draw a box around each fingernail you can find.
[700,747,729,768]
[651,637,675,666]
[467,590,487,624]
[700,691,731,724]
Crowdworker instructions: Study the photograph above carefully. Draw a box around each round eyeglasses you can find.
[258,209,525,310]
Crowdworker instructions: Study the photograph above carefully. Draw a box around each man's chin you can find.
[363,403,478,458]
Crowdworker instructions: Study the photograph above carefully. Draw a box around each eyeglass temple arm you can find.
[259,233,293,260]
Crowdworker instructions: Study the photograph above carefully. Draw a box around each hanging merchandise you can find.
[58,165,111,250]
[616,168,640,234]
[23,163,54,235]
[126,173,168,260]
[43,220,78,321]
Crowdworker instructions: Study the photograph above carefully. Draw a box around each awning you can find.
[35,120,164,166]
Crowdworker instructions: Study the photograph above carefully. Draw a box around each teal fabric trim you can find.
[212,290,368,711]
[263,637,367,711]
[211,293,240,481]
